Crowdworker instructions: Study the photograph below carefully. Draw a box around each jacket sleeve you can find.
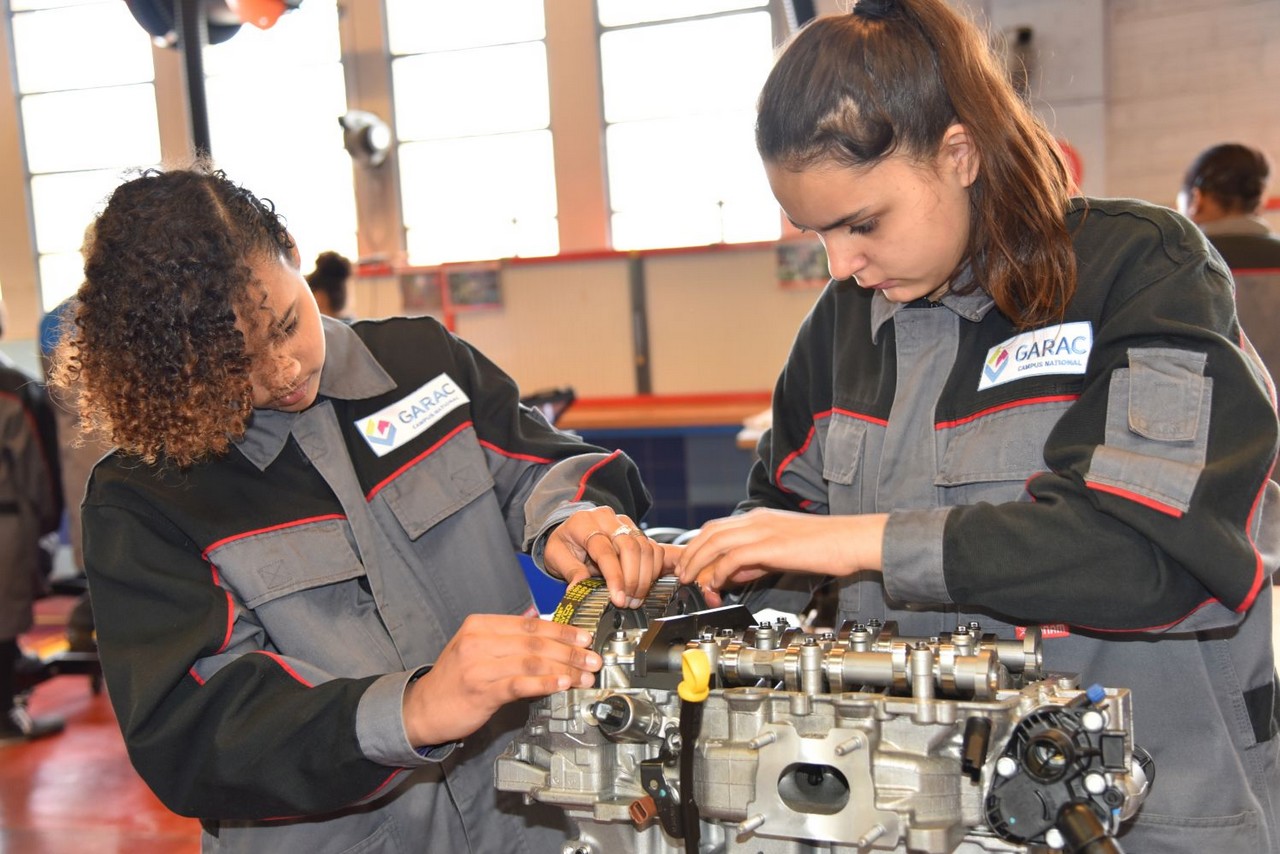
[3,381,62,535]
[932,251,1279,632]
[82,485,430,820]
[28,381,63,532]
[437,329,654,553]
[728,298,836,614]
[738,297,837,516]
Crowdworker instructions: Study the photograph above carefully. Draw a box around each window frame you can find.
[594,2,785,253]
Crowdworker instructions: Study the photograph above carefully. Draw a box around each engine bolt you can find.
[857,824,886,846]
[1081,710,1106,732]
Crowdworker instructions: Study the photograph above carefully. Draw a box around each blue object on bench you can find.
[519,553,567,615]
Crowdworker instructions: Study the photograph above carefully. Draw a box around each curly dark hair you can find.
[52,162,294,468]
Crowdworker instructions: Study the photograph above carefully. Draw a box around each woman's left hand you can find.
[543,507,682,609]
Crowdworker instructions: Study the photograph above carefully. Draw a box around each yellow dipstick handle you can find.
[678,649,711,703]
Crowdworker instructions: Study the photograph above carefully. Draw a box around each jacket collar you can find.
[869,266,995,342]
[1201,214,1273,238]
[236,317,396,471]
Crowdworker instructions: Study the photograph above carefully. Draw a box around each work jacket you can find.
[0,355,60,640]
[746,198,1280,853]
[83,316,651,853]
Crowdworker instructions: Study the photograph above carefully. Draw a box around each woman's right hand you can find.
[676,508,888,605]
[542,506,682,609]
[401,614,600,747]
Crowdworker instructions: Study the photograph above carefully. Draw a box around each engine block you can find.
[496,579,1152,854]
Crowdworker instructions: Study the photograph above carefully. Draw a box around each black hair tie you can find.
[853,0,899,20]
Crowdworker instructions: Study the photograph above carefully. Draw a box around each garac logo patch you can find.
[977,321,1093,391]
[355,373,469,457]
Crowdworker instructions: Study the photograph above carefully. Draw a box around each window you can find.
[387,0,558,265]
[9,0,160,310]
[598,1,780,250]
[202,0,357,271]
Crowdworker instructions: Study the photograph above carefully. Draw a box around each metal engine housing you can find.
[496,579,1151,854]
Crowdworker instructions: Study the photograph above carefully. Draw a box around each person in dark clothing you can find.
[305,250,353,319]
[678,2,1280,852]
[52,163,676,852]
[1177,143,1280,396]
[1177,141,1280,269]
[39,296,108,653]
[0,296,64,744]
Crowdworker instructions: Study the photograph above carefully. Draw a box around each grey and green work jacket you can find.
[82,316,652,853]
[746,198,1280,853]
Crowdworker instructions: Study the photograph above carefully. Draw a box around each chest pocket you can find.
[822,413,870,515]
[211,518,362,609]
[376,428,495,541]
[206,518,401,671]
[935,399,1073,503]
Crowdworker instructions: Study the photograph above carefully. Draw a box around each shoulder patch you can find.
[356,373,470,457]
[978,321,1093,390]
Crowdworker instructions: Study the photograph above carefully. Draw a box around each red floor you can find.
[2,598,201,854]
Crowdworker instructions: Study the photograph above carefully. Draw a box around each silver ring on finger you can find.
[610,524,637,539]
[584,530,613,550]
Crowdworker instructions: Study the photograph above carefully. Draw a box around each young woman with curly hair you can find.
[678,1,1280,851]
[54,163,676,853]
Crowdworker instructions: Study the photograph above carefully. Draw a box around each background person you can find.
[678,2,1280,852]
[39,294,111,652]
[0,293,64,744]
[1177,141,1280,269]
[54,164,676,852]
[305,249,353,319]
[1177,143,1280,403]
